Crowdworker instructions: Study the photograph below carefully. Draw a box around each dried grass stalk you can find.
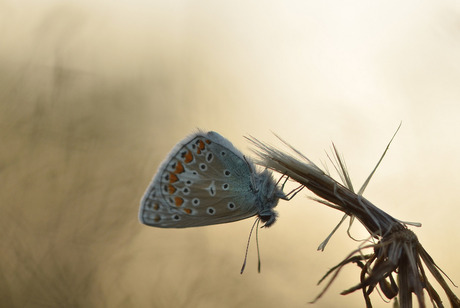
[248,135,460,308]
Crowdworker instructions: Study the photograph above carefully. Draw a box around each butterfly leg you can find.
[276,174,304,201]
[283,184,304,200]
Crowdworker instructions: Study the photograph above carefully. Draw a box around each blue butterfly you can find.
[139,131,286,228]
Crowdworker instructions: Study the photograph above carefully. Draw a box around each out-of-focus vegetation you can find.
[2,1,460,307]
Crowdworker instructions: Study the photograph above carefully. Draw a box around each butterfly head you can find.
[253,169,286,227]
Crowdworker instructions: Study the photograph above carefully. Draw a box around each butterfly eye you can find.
[259,215,272,223]
[259,213,276,227]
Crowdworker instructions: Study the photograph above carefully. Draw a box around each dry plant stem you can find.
[251,138,403,236]
[249,137,460,308]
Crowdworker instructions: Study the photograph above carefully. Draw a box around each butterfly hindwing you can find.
[139,131,260,228]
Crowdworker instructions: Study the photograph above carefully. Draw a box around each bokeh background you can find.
[1,1,460,307]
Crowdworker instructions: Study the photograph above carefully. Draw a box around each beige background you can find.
[1,1,460,307]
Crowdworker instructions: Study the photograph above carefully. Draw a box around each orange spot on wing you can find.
[198,140,205,150]
[184,151,193,163]
[174,161,184,173]
[174,197,184,207]
[196,148,201,155]
[183,208,192,214]
[169,173,179,183]
[205,139,211,144]
[168,185,176,194]
[153,203,159,210]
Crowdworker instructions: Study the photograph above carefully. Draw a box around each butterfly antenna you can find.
[241,218,259,274]
[256,219,261,273]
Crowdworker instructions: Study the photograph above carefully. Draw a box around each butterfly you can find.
[139,131,286,228]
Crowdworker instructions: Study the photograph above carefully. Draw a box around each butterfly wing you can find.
[139,131,259,228]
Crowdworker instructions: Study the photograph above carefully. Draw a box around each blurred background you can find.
[1,0,460,307]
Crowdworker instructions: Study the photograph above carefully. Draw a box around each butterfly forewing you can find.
[140,132,259,228]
